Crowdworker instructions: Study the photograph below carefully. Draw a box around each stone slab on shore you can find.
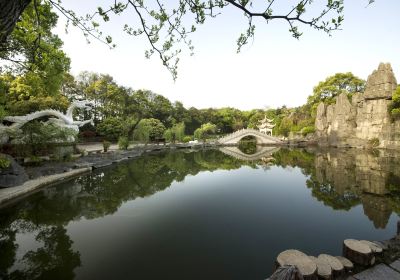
[352,263,400,280]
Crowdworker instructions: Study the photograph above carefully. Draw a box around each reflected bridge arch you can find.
[219,146,280,161]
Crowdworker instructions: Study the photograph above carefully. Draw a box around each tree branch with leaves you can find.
[1,0,376,80]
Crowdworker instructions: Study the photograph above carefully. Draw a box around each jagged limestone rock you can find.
[315,63,400,148]
[355,98,392,143]
[364,63,397,100]
[315,102,327,132]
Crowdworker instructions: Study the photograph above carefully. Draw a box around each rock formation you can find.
[315,63,399,148]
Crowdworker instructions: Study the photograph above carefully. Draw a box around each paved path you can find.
[77,143,123,152]
[77,143,154,153]
[349,260,400,280]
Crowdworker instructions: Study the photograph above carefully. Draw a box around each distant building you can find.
[257,116,275,136]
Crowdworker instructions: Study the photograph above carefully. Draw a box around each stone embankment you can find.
[315,63,400,149]
[0,167,91,207]
[0,142,213,206]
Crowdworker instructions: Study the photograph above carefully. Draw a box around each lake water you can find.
[1,147,400,280]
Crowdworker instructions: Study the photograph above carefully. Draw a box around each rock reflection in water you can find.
[276,148,400,229]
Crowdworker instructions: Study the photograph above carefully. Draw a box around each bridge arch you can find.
[218,129,282,145]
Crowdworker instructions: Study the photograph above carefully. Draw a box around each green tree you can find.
[150,95,173,127]
[0,0,71,116]
[276,117,293,138]
[164,122,185,143]
[96,117,125,140]
[194,123,216,143]
[1,1,70,83]
[389,85,400,120]
[134,118,166,142]
[186,107,203,135]
[79,73,127,124]
[307,72,365,113]
[172,101,190,124]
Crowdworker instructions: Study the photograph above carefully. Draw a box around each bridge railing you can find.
[218,128,281,144]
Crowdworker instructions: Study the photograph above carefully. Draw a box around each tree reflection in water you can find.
[0,148,400,278]
[238,136,258,155]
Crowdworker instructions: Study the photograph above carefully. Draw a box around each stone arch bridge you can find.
[218,129,283,145]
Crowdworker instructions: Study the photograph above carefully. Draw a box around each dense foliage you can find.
[0,1,70,116]
[133,118,166,142]
[194,123,217,142]
[164,122,185,143]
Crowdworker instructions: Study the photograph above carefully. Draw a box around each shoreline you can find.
[0,142,226,207]
[0,167,91,208]
[0,140,395,207]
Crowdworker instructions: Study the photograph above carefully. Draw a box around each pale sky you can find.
[54,1,400,110]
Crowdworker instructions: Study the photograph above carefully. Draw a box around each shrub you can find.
[368,138,379,148]
[183,136,192,143]
[96,117,124,140]
[194,123,216,142]
[389,86,400,120]
[194,128,203,140]
[163,129,173,142]
[164,123,185,143]
[24,155,43,166]
[301,126,315,136]
[0,156,10,169]
[134,118,165,142]
[10,121,77,156]
[391,108,400,120]
[118,136,129,150]
[103,140,111,152]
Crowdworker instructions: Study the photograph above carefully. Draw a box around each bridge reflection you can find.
[219,146,280,161]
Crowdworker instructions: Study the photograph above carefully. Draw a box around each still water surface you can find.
[1,147,400,279]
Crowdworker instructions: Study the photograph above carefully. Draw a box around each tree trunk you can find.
[276,249,317,280]
[0,0,32,46]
